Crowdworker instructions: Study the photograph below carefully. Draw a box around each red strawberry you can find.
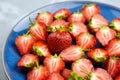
[53,8,70,19]
[27,66,49,80]
[68,22,88,39]
[36,12,53,26]
[29,21,47,41]
[44,54,65,73]
[62,68,71,80]
[82,4,100,22]
[89,14,109,32]
[33,41,51,57]
[17,54,38,68]
[90,68,112,80]
[104,56,120,78]
[72,58,93,78]
[115,74,120,80]
[96,26,116,46]
[47,72,64,80]
[59,45,85,62]
[76,32,96,50]
[68,12,85,23]
[106,38,120,57]
[110,18,120,32]
[47,31,72,53]
[15,34,35,55]
[88,48,108,64]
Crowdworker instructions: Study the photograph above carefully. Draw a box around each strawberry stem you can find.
[29,17,34,25]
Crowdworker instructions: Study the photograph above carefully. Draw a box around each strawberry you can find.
[110,18,120,32]
[72,58,93,78]
[47,72,64,80]
[17,54,39,68]
[62,68,71,80]
[44,54,65,73]
[33,41,51,57]
[36,12,53,26]
[88,48,108,64]
[89,14,109,32]
[47,30,72,53]
[68,12,85,23]
[90,68,112,80]
[82,4,100,22]
[68,22,88,39]
[76,32,96,50]
[96,26,116,46]
[15,34,35,55]
[104,56,120,78]
[27,66,49,80]
[115,74,120,80]
[59,45,85,62]
[53,8,70,20]
[106,38,120,57]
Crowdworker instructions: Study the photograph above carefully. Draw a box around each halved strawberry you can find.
[106,38,120,57]
[47,72,64,80]
[68,12,85,23]
[59,45,85,62]
[36,12,53,26]
[68,22,88,39]
[90,68,112,80]
[110,18,120,32]
[115,74,120,80]
[62,68,71,80]
[15,34,35,55]
[76,32,96,50]
[88,48,108,64]
[44,54,65,73]
[72,58,94,78]
[17,54,39,68]
[82,4,100,22]
[53,8,70,20]
[104,56,120,78]
[33,41,51,57]
[89,14,109,32]
[27,66,49,80]
[96,26,116,46]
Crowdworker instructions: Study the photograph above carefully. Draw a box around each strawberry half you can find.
[115,74,120,80]
[36,12,53,26]
[76,32,96,50]
[15,34,35,55]
[82,4,100,22]
[106,38,120,57]
[33,41,51,57]
[62,68,71,80]
[17,54,39,68]
[59,45,85,62]
[53,8,70,20]
[89,14,109,32]
[96,26,116,46]
[72,58,94,78]
[68,12,85,23]
[44,54,65,73]
[104,56,120,78]
[68,22,88,39]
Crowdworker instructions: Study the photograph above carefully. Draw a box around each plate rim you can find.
[2,1,120,80]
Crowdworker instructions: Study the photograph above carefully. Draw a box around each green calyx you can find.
[73,11,82,14]
[88,20,93,28]
[82,4,95,8]
[29,17,35,25]
[25,61,34,68]
[79,47,85,56]
[38,12,47,15]
[68,23,73,32]
[116,32,120,39]
[110,56,120,61]
[93,56,107,62]
[99,26,109,30]
[54,15,67,20]
[109,22,117,30]
[52,54,59,58]
[33,46,43,57]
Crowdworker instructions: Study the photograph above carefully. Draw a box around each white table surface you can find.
[0,0,120,80]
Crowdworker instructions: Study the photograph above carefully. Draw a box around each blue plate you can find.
[3,1,120,80]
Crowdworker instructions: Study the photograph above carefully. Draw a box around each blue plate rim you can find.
[2,1,120,80]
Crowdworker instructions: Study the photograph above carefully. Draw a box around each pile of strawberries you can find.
[15,4,120,80]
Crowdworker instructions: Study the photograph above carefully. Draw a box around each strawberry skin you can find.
[115,74,120,80]
[27,66,49,80]
[68,22,88,39]
[82,4,100,22]
[62,68,71,80]
[54,8,70,20]
[96,26,116,46]
[59,45,85,62]
[36,12,53,26]
[72,58,94,78]
[44,54,65,73]
[33,41,51,57]
[68,12,85,23]
[76,32,96,50]
[15,34,35,55]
